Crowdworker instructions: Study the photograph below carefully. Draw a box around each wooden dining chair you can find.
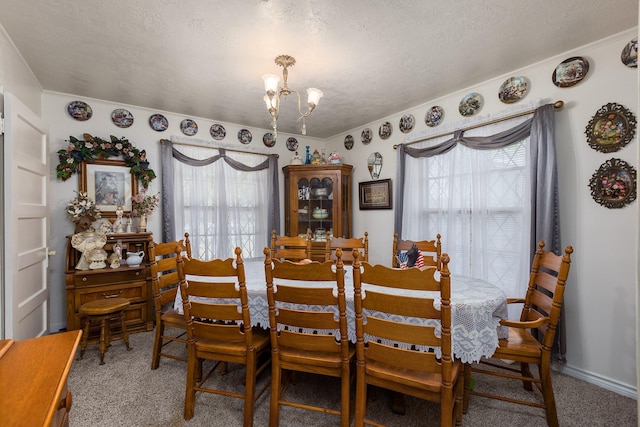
[463,241,573,427]
[177,247,271,425]
[149,233,191,369]
[270,229,312,262]
[264,247,354,427]
[329,231,368,264]
[353,251,463,427]
[392,232,442,269]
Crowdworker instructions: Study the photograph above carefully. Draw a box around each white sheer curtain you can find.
[171,144,270,261]
[401,107,537,310]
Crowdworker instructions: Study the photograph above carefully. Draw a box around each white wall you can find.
[328,28,639,397]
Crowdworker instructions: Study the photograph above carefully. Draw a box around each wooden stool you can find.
[78,298,132,365]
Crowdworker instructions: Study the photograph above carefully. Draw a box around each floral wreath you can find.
[56,133,156,188]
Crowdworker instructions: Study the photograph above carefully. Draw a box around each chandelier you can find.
[262,55,323,136]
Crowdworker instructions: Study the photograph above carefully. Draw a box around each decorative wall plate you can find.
[585,102,636,153]
[361,128,373,145]
[425,106,444,127]
[180,119,198,136]
[149,114,168,131]
[263,132,276,147]
[552,56,589,87]
[344,135,354,150]
[237,129,252,144]
[210,124,226,140]
[589,158,637,208]
[399,114,415,133]
[67,101,92,121]
[111,108,134,128]
[459,92,483,117]
[286,137,298,151]
[621,37,638,68]
[498,76,529,104]
[379,122,392,140]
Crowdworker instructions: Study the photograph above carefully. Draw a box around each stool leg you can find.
[79,317,90,360]
[99,317,108,365]
[120,311,131,351]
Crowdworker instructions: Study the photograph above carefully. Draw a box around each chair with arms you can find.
[353,251,463,427]
[177,247,271,425]
[392,232,442,269]
[150,233,191,369]
[264,247,354,427]
[270,229,312,262]
[463,241,573,427]
[329,231,368,264]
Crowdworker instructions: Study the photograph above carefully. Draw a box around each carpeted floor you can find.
[67,329,637,426]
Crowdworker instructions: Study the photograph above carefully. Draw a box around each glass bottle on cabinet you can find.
[283,164,353,261]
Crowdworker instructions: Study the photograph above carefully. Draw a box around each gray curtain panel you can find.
[394,104,566,362]
[159,139,279,245]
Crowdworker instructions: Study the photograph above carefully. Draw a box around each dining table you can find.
[174,259,508,364]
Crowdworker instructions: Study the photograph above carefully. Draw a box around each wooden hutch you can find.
[283,164,353,261]
[65,232,154,336]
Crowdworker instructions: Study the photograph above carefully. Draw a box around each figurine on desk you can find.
[113,205,125,234]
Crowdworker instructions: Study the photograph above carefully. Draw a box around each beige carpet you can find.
[67,329,637,426]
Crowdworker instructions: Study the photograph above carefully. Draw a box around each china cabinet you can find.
[283,164,353,261]
[65,232,154,337]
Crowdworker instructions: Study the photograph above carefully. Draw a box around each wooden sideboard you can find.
[0,330,82,426]
[65,232,154,336]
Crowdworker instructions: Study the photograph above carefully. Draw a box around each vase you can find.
[138,213,147,232]
[75,215,95,233]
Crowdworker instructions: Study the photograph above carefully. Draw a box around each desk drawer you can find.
[74,268,145,287]
[75,281,146,306]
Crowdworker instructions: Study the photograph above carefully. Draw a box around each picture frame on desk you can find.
[359,179,392,210]
[80,159,138,218]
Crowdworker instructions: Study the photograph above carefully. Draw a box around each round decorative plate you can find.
[237,129,252,144]
[286,137,299,152]
[344,135,354,150]
[588,158,637,209]
[361,128,372,145]
[149,114,168,132]
[552,56,589,88]
[210,124,226,140]
[263,132,276,147]
[379,122,392,140]
[399,114,415,133]
[621,37,638,68]
[459,92,483,117]
[585,102,637,153]
[180,119,198,136]
[67,101,92,121]
[425,106,444,127]
[111,108,134,128]
[498,76,529,104]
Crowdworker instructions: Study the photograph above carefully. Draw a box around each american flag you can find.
[415,253,424,268]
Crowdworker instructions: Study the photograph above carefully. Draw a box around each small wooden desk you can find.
[0,330,82,426]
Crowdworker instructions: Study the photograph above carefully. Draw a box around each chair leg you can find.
[243,355,257,427]
[99,317,108,365]
[184,350,197,420]
[341,366,351,427]
[454,375,464,426]
[540,362,559,427]
[462,363,472,413]
[354,366,366,426]
[79,317,90,360]
[151,321,165,369]
[269,359,281,427]
[520,362,534,391]
[120,311,131,351]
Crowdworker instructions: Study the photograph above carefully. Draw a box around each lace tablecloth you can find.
[174,260,507,363]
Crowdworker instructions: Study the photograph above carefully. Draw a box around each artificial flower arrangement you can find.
[66,191,101,223]
[131,192,160,217]
[56,133,156,189]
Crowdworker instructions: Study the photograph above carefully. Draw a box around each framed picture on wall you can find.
[80,159,138,217]
[359,179,392,210]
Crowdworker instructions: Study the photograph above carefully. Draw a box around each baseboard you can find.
[554,363,637,400]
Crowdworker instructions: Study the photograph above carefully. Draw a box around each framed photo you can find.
[359,179,392,210]
[80,159,138,218]
[585,102,637,153]
[588,158,637,209]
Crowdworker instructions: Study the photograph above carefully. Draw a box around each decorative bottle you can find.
[320,148,327,164]
[305,146,311,165]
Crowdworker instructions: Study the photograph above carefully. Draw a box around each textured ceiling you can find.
[0,0,637,138]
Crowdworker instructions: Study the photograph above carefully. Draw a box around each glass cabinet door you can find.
[297,176,334,243]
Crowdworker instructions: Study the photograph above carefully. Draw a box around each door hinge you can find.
[0,113,4,135]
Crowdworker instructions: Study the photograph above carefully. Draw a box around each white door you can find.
[2,92,50,339]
